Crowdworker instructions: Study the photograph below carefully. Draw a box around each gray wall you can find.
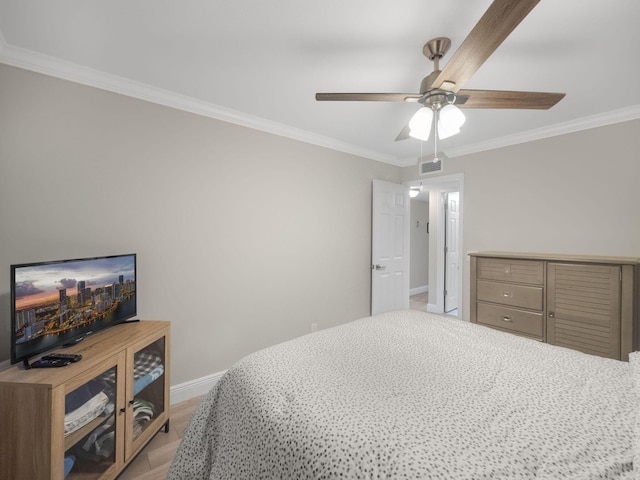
[409,199,429,290]
[0,63,401,384]
[402,118,640,320]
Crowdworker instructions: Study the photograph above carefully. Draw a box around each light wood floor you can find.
[410,291,458,317]
[409,291,429,311]
[118,395,202,480]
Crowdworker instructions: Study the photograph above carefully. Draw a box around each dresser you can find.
[470,252,640,360]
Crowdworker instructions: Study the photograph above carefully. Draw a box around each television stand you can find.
[63,334,89,348]
[0,320,170,480]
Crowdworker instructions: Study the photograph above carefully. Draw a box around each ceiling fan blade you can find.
[395,123,412,141]
[457,89,565,109]
[432,0,541,92]
[315,93,421,102]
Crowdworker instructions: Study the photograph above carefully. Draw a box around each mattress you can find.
[168,310,640,479]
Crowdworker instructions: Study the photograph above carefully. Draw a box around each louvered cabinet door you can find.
[547,263,621,359]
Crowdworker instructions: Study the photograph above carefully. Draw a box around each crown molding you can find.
[2,40,639,169]
[396,105,640,166]
[0,41,402,166]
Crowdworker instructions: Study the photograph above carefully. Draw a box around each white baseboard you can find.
[170,370,226,405]
[410,285,429,296]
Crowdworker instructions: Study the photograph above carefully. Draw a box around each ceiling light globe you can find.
[437,123,460,139]
[408,107,433,141]
[439,104,465,128]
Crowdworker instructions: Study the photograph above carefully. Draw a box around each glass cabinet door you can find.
[63,353,125,480]
[127,335,167,456]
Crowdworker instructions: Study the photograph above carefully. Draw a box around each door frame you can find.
[444,191,460,313]
[404,173,464,318]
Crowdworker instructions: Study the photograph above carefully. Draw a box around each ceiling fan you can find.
[315,0,565,146]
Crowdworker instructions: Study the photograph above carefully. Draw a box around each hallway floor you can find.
[410,291,458,317]
[410,291,429,311]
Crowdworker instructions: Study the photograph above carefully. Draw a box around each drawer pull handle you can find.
[502,316,512,322]
[502,291,513,298]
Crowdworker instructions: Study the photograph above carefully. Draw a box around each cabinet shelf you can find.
[65,414,110,452]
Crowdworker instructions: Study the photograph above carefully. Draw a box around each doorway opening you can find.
[405,173,464,318]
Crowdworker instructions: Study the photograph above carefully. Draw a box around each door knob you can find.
[372,264,386,270]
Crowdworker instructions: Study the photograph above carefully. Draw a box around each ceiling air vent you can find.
[419,158,443,176]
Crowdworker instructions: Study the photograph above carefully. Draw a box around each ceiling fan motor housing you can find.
[420,89,457,110]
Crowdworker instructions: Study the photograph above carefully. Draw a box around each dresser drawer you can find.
[477,303,544,338]
[477,258,544,285]
[477,280,543,310]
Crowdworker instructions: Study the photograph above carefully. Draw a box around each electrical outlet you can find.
[311,323,318,333]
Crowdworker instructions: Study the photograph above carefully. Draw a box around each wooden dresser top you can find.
[469,251,640,265]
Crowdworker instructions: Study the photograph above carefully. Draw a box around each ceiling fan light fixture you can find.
[439,104,465,128]
[317,0,567,146]
[408,107,432,141]
[437,104,465,139]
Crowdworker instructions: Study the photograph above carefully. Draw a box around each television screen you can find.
[11,254,136,365]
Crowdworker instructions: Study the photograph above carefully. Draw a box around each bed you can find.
[168,310,640,479]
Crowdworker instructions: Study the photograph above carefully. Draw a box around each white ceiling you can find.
[1,0,639,166]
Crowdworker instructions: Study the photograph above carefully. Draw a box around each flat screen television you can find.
[11,253,137,366]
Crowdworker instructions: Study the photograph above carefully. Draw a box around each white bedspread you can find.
[169,310,638,479]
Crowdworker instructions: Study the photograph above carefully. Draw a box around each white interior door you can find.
[371,179,410,315]
[444,192,460,312]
